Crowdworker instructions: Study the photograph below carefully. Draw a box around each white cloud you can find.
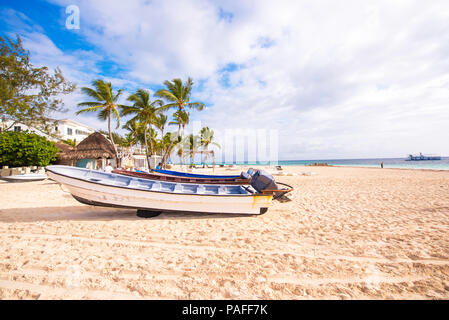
[6,0,449,158]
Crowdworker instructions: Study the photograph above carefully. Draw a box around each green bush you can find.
[0,131,58,167]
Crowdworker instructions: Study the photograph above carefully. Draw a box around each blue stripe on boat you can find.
[152,168,240,179]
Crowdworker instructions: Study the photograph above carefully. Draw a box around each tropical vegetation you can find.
[0,131,59,167]
[200,127,220,167]
[0,35,75,137]
[155,77,204,164]
[76,80,126,154]
[120,89,165,167]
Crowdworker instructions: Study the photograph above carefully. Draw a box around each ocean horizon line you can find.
[178,156,449,170]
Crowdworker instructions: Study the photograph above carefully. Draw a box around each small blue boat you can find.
[152,168,240,179]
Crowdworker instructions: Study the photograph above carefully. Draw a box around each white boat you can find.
[45,165,278,215]
[0,173,47,182]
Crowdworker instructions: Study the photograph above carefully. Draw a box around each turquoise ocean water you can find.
[210,157,449,170]
[276,157,449,170]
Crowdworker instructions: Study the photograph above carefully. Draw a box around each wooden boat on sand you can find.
[151,168,240,179]
[46,165,292,215]
[112,169,250,185]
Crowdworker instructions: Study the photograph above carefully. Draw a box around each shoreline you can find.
[310,165,449,173]
[179,164,449,173]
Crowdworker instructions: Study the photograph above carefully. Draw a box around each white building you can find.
[0,118,95,144]
[0,120,51,139]
[53,119,95,142]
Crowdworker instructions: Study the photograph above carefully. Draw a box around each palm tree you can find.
[200,126,220,167]
[123,119,143,149]
[185,133,201,166]
[121,89,165,167]
[162,132,180,162]
[98,130,128,147]
[177,144,184,167]
[76,80,125,154]
[148,128,158,154]
[121,135,135,148]
[154,113,168,139]
[155,77,204,164]
[169,109,190,134]
[175,135,190,168]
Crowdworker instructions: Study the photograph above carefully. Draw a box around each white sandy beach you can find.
[0,165,448,299]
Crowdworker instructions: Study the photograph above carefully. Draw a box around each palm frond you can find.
[80,87,104,101]
[112,107,120,129]
[120,105,139,116]
[77,101,105,107]
[75,105,104,115]
[97,108,108,120]
[155,89,178,102]
[94,80,113,101]
[188,102,204,110]
[112,89,123,102]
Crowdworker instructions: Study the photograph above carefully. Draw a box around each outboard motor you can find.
[240,171,251,180]
[240,168,256,180]
[250,169,278,193]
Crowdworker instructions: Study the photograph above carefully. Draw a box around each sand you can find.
[0,165,448,300]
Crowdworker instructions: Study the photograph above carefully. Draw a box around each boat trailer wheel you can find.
[136,210,162,218]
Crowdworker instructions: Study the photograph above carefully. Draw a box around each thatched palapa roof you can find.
[55,142,74,154]
[59,132,116,160]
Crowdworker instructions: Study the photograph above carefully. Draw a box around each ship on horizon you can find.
[406,152,441,161]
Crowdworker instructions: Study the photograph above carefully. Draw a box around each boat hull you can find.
[0,174,47,182]
[46,170,272,215]
[113,169,250,185]
[406,153,441,161]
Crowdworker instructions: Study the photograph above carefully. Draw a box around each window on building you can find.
[67,127,72,135]
[75,129,89,135]
[14,126,21,132]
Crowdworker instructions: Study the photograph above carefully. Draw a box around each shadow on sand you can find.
[0,205,257,223]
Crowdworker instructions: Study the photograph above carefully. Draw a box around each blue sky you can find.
[1,0,449,160]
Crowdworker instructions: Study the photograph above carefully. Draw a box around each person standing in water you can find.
[381,162,384,168]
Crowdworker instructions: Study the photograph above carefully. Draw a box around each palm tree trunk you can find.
[161,124,180,166]
[108,109,118,167]
[202,148,206,168]
[148,122,154,156]
[203,146,208,168]
[144,126,150,169]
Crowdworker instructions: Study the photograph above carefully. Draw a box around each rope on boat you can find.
[271,182,294,200]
